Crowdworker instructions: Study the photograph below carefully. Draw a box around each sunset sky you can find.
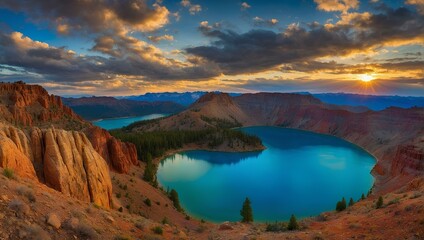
[0,0,423,96]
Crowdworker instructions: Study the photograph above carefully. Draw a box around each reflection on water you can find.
[157,126,375,223]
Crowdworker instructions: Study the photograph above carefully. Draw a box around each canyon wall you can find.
[141,92,424,192]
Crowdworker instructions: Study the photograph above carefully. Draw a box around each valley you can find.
[0,82,423,240]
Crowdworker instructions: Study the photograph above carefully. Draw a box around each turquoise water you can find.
[157,126,375,223]
[92,114,167,130]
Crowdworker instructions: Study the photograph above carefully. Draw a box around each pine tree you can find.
[169,189,183,212]
[287,214,299,230]
[376,196,384,209]
[349,198,354,207]
[240,197,253,223]
[336,197,347,211]
[361,193,365,200]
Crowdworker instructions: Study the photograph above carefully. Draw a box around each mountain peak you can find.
[193,92,234,105]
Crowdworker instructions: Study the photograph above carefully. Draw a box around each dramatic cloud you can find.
[148,34,174,43]
[186,7,424,74]
[180,0,202,15]
[224,77,424,96]
[406,0,424,14]
[280,60,424,75]
[0,0,221,83]
[0,0,170,34]
[0,31,219,82]
[314,0,360,12]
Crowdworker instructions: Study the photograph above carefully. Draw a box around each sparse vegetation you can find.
[24,224,51,240]
[8,199,30,217]
[3,168,15,179]
[287,214,300,231]
[16,185,36,202]
[265,222,287,232]
[376,196,384,209]
[240,197,253,223]
[144,198,152,207]
[161,217,169,225]
[76,223,99,239]
[151,226,163,235]
[200,115,242,128]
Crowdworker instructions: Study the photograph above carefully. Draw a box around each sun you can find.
[359,74,374,82]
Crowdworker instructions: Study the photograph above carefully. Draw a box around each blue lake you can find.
[92,114,167,130]
[157,126,375,223]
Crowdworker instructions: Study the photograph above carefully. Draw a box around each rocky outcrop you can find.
[0,82,84,128]
[0,123,113,208]
[391,145,424,176]
[85,126,138,174]
[0,135,37,180]
[0,82,140,174]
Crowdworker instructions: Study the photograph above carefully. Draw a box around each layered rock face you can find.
[86,126,138,174]
[0,123,113,208]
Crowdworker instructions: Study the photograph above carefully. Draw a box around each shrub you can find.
[196,225,207,233]
[376,196,384,209]
[25,224,51,240]
[135,221,144,230]
[169,189,183,212]
[115,235,132,240]
[77,223,98,239]
[144,198,152,207]
[118,207,123,212]
[287,214,299,230]
[8,199,30,217]
[3,168,15,179]
[265,222,287,232]
[240,197,253,223]
[116,193,121,198]
[387,198,400,206]
[16,186,36,202]
[161,217,169,225]
[151,226,163,235]
[361,193,366,200]
[185,215,191,220]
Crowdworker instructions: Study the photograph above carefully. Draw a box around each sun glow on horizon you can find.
[359,74,375,82]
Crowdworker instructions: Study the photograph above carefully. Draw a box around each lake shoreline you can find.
[155,126,376,223]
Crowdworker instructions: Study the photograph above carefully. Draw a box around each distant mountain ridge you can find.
[121,91,241,106]
[63,96,185,120]
[120,91,424,110]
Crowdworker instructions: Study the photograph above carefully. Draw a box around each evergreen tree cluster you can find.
[110,128,262,162]
[336,197,347,212]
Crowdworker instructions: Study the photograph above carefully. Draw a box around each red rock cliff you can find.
[0,82,139,174]
[86,126,139,174]
[0,123,113,208]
